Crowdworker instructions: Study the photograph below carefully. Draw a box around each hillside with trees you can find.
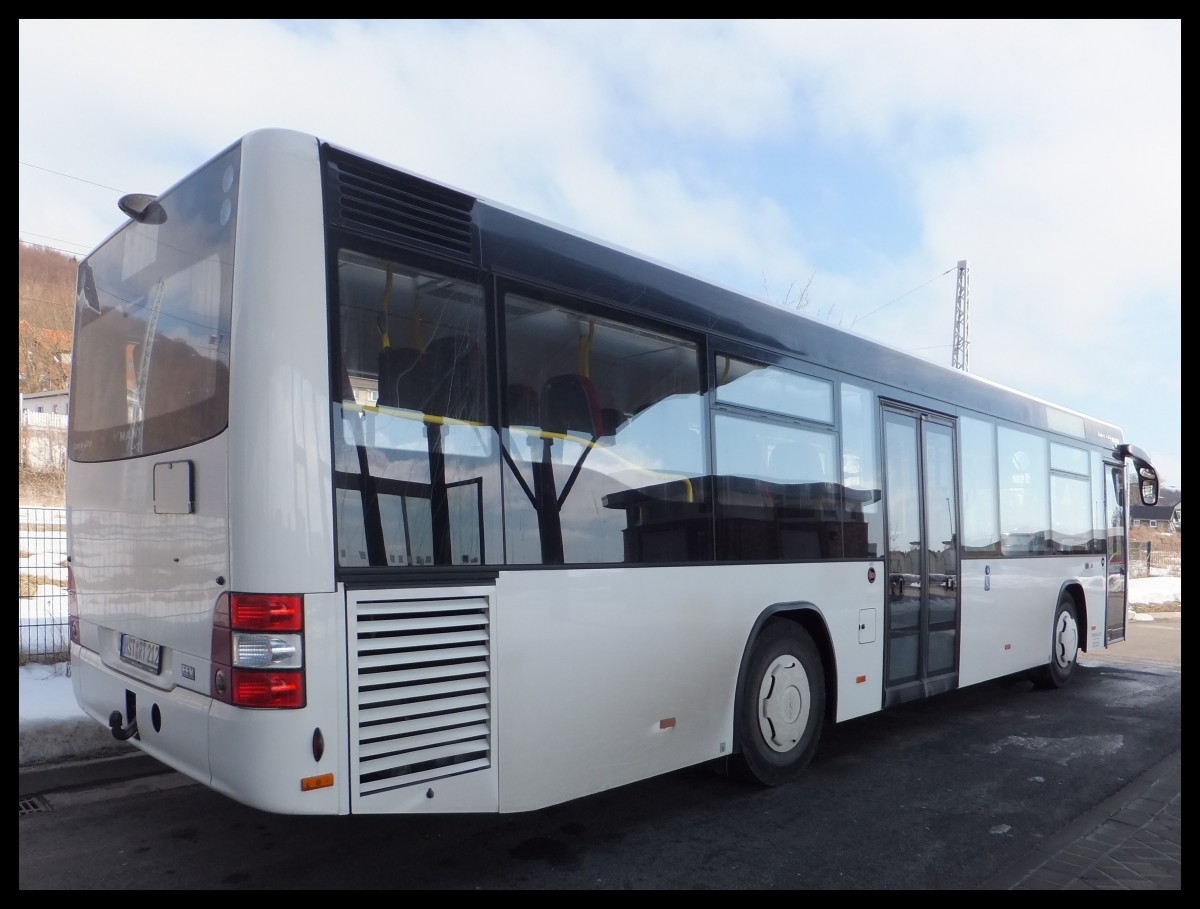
[19,242,76,505]
[19,242,76,395]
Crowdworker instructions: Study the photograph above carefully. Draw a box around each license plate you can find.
[120,633,162,674]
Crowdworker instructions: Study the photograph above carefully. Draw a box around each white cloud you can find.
[19,18,1179,484]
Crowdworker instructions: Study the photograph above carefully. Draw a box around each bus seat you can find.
[421,334,484,422]
[541,374,603,437]
[377,346,424,409]
[599,407,624,441]
[507,383,540,426]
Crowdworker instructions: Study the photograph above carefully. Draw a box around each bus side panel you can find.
[227,129,336,594]
[206,589,349,815]
[958,557,1103,686]
[493,562,883,814]
[68,441,231,685]
[1080,571,1109,651]
[68,435,230,785]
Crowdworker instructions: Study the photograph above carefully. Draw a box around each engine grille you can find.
[349,591,491,797]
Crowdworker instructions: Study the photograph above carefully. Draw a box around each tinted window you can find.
[333,251,502,568]
[68,145,239,461]
[997,426,1049,555]
[960,415,1000,553]
[501,293,705,564]
[712,359,869,561]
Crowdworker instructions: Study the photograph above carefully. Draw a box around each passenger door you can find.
[882,405,960,706]
[1105,462,1128,644]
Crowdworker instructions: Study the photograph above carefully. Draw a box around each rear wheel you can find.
[731,619,825,787]
[1029,593,1079,690]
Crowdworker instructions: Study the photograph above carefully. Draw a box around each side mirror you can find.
[1139,468,1159,506]
[1119,444,1160,506]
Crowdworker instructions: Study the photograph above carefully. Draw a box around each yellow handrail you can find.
[341,400,695,502]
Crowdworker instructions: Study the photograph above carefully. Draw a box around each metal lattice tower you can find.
[951,259,969,371]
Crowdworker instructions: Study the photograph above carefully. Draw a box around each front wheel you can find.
[1029,593,1079,690]
[730,619,826,787]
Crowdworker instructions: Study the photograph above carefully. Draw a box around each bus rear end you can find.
[67,130,346,813]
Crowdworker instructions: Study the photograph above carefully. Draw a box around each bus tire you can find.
[732,619,825,787]
[1029,593,1079,690]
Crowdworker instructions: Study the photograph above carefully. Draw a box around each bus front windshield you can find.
[68,144,240,463]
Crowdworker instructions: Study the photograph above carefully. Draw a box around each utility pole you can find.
[951,259,969,371]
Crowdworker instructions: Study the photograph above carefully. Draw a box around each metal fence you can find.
[18,506,69,663]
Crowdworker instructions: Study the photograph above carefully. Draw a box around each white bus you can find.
[67,129,1160,815]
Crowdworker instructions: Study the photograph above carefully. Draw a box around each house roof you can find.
[1130,504,1176,521]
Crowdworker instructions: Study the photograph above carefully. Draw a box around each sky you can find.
[17,19,1180,489]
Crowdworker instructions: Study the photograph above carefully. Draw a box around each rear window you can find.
[68,144,239,462]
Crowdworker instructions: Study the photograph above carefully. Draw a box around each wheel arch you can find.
[1026,583,1085,690]
[731,603,836,756]
[1058,580,1087,653]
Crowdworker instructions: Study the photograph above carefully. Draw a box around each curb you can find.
[18,751,173,799]
[982,748,1182,890]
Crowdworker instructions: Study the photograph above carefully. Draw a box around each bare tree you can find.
[18,243,76,394]
[764,273,816,313]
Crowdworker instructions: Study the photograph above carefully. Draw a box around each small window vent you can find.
[326,149,477,263]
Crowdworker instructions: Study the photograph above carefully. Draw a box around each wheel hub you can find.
[1053,611,1079,668]
[758,654,811,753]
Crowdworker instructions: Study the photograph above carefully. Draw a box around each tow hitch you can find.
[108,690,140,741]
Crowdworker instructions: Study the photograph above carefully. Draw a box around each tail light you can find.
[212,593,305,708]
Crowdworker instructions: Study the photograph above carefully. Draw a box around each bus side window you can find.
[377,346,423,409]
[767,441,825,485]
[507,383,540,427]
[541,373,603,438]
[421,334,484,423]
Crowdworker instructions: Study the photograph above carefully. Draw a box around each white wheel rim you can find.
[1053,610,1079,669]
[757,653,811,753]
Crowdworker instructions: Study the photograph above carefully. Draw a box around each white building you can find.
[19,389,69,470]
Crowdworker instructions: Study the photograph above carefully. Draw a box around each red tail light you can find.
[230,668,305,709]
[229,593,303,631]
[212,592,306,709]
